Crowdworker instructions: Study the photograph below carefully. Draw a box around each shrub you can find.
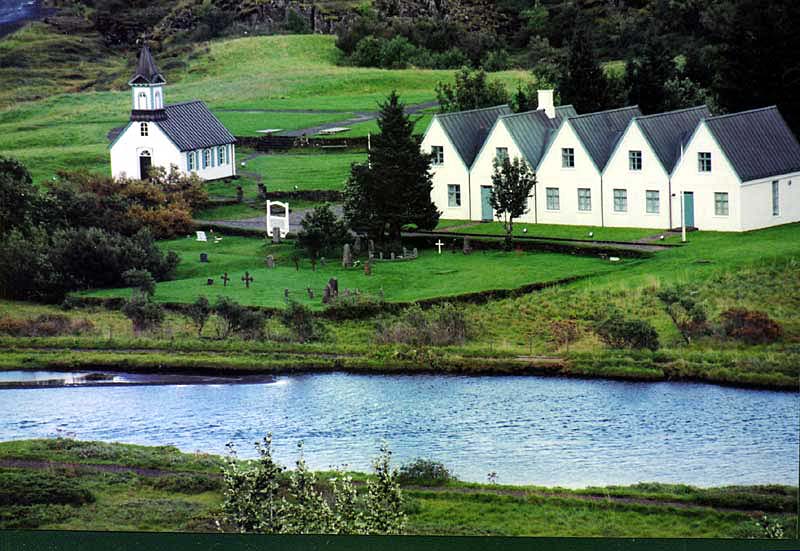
[187,296,212,338]
[596,315,660,351]
[549,319,580,351]
[375,303,470,346]
[280,301,322,343]
[0,314,94,337]
[214,297,265,340]
[397,459,455,486]
[0,471,94,507]
[656,285,709,342]
[122,297,165,335]
[146,474,221,494]
[297,204,350,260]
[720,308,783,345]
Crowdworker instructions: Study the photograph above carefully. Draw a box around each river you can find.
[1,372,797,487]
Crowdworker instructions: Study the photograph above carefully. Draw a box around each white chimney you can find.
[537,89,555,119]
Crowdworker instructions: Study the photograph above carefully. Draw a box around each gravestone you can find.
[200,252,209,263]
[343,289,351,297]
[266,255,275,269]
[390,252,396,260]
[353,236,362,255]
[257,183,267,200]
[323,285,332,304]
[412,247,418,258]
[284,288,290,299]
[272,227,282,244]
[450,240,457,254]
[342,244,353,268]
[236,185,244,203]
[368,240,375,255]
[311,258,317,272]
[320,257,326,267]
[206,278,214,286]
[328,278,339,297]
[307,287,315,299]
[221,272,230,286]
[364,261,371,276]
[463,237,472,255]
[242,272,254,289]
[379,252,384,260]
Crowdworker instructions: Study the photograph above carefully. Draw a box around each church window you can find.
[140,122,148,137]
[203,149,211,169]
[188,152,196,171]
[137,91,148,109]
[154,91,161,108]
[218,146,226,165]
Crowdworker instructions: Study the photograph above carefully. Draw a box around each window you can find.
[218,146,226,165]
[496,147,509,163]
[629,150,642,171]
[714,192,729,216]
[646,190,659,214]
[561,148,575,168]
[154,91,161,109]
[613,189,628,212]
[698,152,712,172]
[137,91,147,109]
[448,184,461,207]
[187,152,196,171]
[546,187,560,210]
[431,146,444,165]
[140,122,148,137]
[203,149,211,169]
[577,188,591,211]
[772,180,780,216]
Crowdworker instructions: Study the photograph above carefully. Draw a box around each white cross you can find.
[435,240,444,254]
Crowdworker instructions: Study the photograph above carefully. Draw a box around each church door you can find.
[139,152,152,180]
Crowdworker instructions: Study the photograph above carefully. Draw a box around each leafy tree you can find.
[363,443,406,535]
[559,17,611,114]
[489,157,536,250]
[285,8,311,34]
[435,68,510,113]
[0,156,38,235]
[122,297,165,336]
[596,315,660,351]
[214,297,265,340]
[122,269,156,299]
[297,204,350,260]
[343,92,439,244]
[187,296,212,338]
[625,33,675,113]
[283,443,333,534]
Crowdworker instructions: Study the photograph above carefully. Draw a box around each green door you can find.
[481,186,493,221]
[683,192,695,228]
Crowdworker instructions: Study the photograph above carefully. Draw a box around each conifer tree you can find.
[559,17,610,114]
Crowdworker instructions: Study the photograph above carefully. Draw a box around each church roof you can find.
[436,105,513,168]
[568,105,642,171]
[158,101,236,151]
[635,105,712,173]
[499,105,576,167]
[129,44,166,85]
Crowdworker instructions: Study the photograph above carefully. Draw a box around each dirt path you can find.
[0,458,219,478]
[197,204,343,233]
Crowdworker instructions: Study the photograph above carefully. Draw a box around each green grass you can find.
[78,236,624,309]
[214,111,354,136]
[445,221,661,242]
[194,202,265,221]
[342,113,434,138]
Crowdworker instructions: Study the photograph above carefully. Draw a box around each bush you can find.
[397,459,455,486]
[145,474,221,494]
[280,301,322,343]
[375,303,470,346]
[0,314,94,337]
[214,297,265,340]
[596,315,660,351]
[297,204,350,260]
[720,308,783,345]
[187,296,212,338]
[122,297,165,335]
[0,471,94,507]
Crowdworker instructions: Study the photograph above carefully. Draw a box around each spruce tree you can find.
[559,17,610,114]
[625,33,674,114]
[344,91,440,244]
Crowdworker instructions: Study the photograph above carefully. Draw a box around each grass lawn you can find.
[79,236,626,309]
[341,113,434,138]
[443,221,661,242]
[194,202,265,221]
[215,111,354,136]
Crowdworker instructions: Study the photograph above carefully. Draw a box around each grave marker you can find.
[342,244,353,268]
[200,252,209,263]
[221,272,230,286]
[242,272,254,289]
[266,255,275,269]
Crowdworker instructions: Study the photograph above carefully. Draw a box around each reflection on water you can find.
[0,372,797,487]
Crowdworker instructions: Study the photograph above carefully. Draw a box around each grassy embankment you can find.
[1,439,795,537]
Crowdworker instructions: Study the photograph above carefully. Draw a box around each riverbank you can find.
[0,438,795,537]
[0,338,796,391]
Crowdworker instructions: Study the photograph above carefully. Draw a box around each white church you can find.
[110,45,236,181]
[421,90,800,232]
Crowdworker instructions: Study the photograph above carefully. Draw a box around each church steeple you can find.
[129,44,167,121]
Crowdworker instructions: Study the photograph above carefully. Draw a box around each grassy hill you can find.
[0,29,527,182]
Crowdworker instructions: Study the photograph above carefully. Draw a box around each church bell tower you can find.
[129,44,167,122]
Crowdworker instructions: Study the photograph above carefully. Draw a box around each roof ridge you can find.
[568,105,639,120]
[635,105,710,120]
[165,100,204,108]
[705,105,778,121]
[499,109,548,120]
[436,104,511,118]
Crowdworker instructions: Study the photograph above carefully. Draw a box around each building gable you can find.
[567,106,642,172]
[434,105,513,168]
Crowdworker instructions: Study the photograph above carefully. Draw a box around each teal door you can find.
[481,186,493,221]
[683,192,695,228]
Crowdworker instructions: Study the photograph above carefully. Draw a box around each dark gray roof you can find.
[704,106,800,182]
[436,105,513,167]
[636,105,711,173]
[555,105,578,118]
[158,101,236,151]
[500,107,574,167]
[568,106,642,170]
[129,44,166,85]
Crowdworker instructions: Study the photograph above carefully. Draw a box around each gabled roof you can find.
[157,101,236,152]
[635,105,711,173]
[499,105,576,167]
[703,106,800,182]
[568,106,642,170]
[129,44,166,85]
[436,105,513,168]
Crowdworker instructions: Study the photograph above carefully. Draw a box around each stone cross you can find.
[242,272,254,288]
[342,243,353,268]
[435,240,444,254]
[266,255,275,269]
[272,228,282,244]
[221,272,230,286]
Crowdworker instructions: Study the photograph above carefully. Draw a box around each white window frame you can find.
[431,146,444,166]
[577,188,591,212]
[447,184,461,207]
[629,150,642,171]
[140,122,148,137]
[645,190,659,214]
[613,189,628,213]
[218,146,226,165]
[187,152,196,171]
[698,152,712,173]
[546,187,560,210]
[203,149,211,169]
[561,148,575,168]
[714,192,729,216]
[495,147,509,163]
[772,180,780,216]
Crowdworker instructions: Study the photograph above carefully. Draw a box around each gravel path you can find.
[197,204,344,233]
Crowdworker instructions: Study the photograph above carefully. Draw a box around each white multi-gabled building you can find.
[422,91,800,231]
[110,45,236,181]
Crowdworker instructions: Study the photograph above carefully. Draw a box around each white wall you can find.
[601,122,671,229]
[111,122,235,181]
[671,123,742,231]
[184,143,237,180]
[420,118,470,220]
[535,121,603,226]
[740,173,800,231]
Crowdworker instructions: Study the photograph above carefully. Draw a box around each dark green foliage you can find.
[280,301,321,343]
[187,296,212,337]
[145,474,221,494]
[214,297,265,340]
[297,204,350,260]
[489,156,536,250]
[397,459,455,487]
[436,68,510,114]
[720,308,783,345]
[596,315,660,351]
[344,92,439,244]
[285,9,311,35]
[656,285,709,343]
[0,470,94,507]
[123,269,156,299]
[559,17,611,114]
[122,297,165,335]
[375,303,470,346]
[625,33,675,114]
[0,314,94,337]
[0,156,37,235]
